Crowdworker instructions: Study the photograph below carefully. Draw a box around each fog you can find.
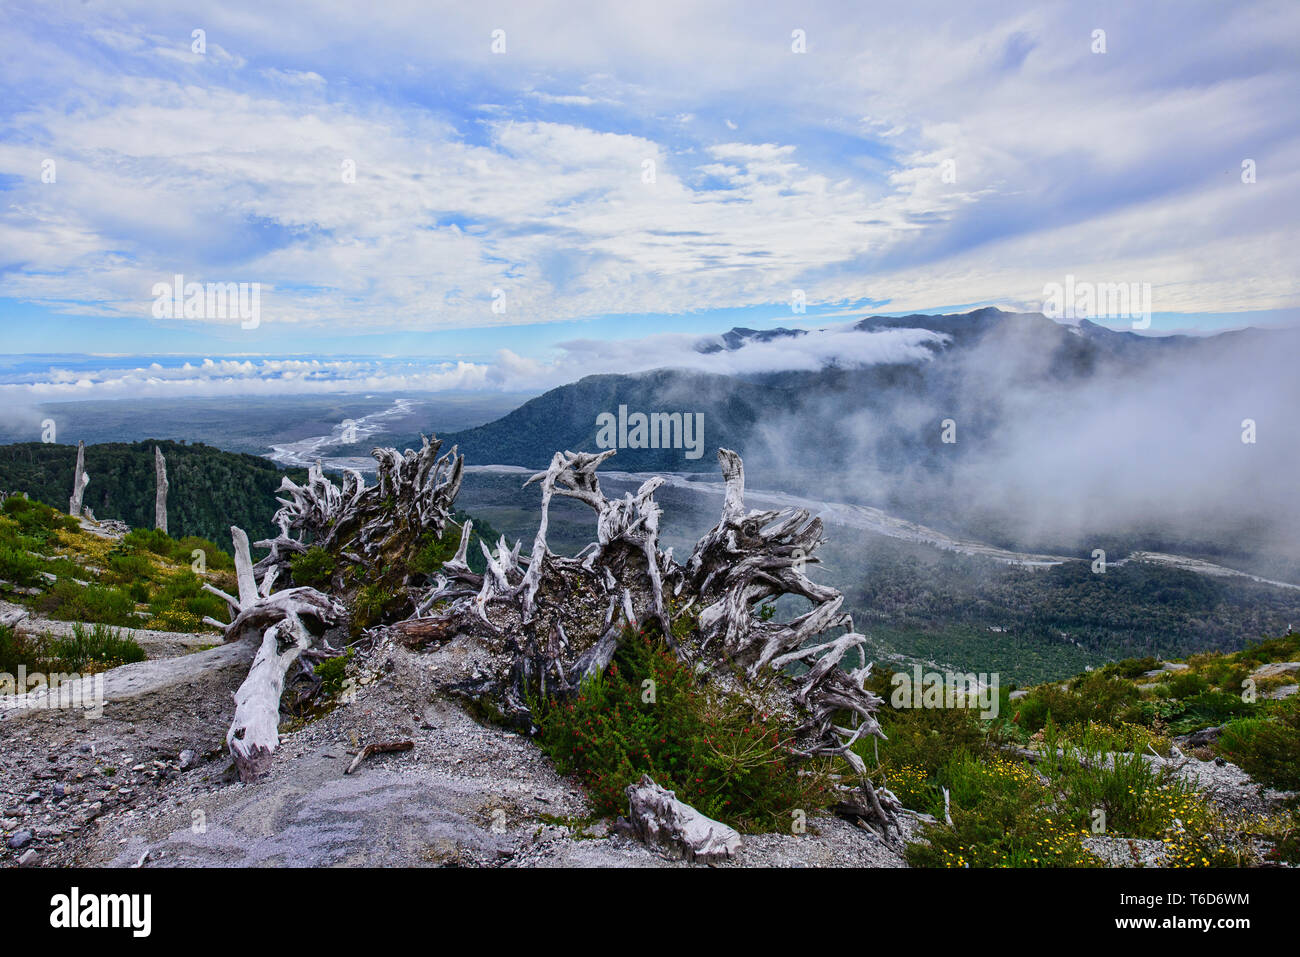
[750,322,1300,570]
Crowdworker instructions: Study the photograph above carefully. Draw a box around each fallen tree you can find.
[391,445,899,834]
[256,437,463,590]
[182,437,898,830]
[204,524,346,782]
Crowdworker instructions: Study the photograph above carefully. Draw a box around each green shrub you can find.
[175,536,233,571]
[50,622,146,673]
[314,650,353,696]
[905,754,1097,868]
[0,543,40,586]
[0,624,50,679]
[1237,633,1300,669]
[1,622,144,682]
[1040,723,1194,837]
[290,547,336,589]
[532,628,831,833]
[146,570,228,631]
[1,496,78,539]
[409,525,461,576]
[1167,671,1210,699]
[1016,671,1140,733]
[103,549,154,584]
[1215,707,1300,791]
[1166,691,1256,734]
[121,527,173,557]
[859,701,988,778]
[121,528,233,571]
[352,582,404,630]
[1103,656,1160,679]
[40,579,138,626]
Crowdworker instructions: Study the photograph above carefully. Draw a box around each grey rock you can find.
[1175,725,1224,748]
[1250,661,1300,680]
[17,849,39,867]
[7,830,33,850]
[178,749,197,770]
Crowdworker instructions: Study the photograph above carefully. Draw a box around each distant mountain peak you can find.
[696,326,809,354]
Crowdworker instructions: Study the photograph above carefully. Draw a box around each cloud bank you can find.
[0,323,945,402]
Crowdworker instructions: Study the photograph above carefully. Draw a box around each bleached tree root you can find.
[389,445,897,835]
[262,436,463,585]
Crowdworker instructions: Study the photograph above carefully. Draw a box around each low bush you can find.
[39,579,138,627]
[532,627,832,833]
[49,622,146,673]
[905,754,1097,868]
[290,547,335,589]
[1215,706,1300,792]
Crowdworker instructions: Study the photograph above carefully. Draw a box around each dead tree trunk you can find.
[154,445,168,534]
[226,614,314,782]
[202,525,346,782]
[68,441,89,518]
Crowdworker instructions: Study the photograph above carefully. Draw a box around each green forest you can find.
[0,441,308,552]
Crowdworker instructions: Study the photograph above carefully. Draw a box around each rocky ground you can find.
[4,613,1291,869]
[0,625,918,868]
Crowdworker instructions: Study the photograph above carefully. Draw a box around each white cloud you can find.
[0,0,1296,337]
[0,323,946,399]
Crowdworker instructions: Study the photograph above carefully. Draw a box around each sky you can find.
[0,0,1297,392]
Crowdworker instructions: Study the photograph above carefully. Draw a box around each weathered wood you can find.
[68,441,89,518]
[624,775,741,863]
[390,444,897,834]
[210,525,346,780]
[267,437,462,583]
[684,448,896,835]
[231,525,258,607]
[154,445,168,534]
[391,616,461,650]
[226,617,312,782]
[344,739,413,775]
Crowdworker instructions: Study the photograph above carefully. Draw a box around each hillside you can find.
[1,448,1296,871]
[0,441,309,550]
[430,309,1275,475]
[437,368,779,472]
[862,630,1300,867]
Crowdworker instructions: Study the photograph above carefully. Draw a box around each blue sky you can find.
[0,0,1297,390]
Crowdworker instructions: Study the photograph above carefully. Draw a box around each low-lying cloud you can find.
[0,324,946,402]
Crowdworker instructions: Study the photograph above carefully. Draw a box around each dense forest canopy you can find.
[0,441,308,551]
